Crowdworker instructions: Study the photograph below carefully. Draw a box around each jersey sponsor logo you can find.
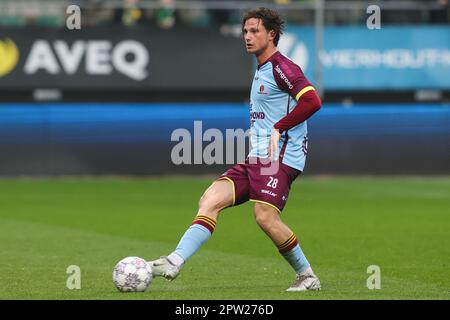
[250,111,265,120]
[275,64,294,89]
[261,189,277,197]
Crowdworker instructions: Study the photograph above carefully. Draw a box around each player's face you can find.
[243,18,274,55]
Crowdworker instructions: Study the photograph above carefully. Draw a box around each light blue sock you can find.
[281,244,310,274]
[174,224,212,261]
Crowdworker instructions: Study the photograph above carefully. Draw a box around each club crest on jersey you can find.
[258,84,268,95]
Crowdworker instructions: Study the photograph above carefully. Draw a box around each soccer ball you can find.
[112,256,153,292]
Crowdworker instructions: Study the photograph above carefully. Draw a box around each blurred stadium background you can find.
[0,0,449,300]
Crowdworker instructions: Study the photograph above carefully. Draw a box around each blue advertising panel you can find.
[0,103,449,175]
[279,26,450,90]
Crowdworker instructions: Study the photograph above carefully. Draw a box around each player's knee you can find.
[198,189,226,216]
[254,214,276,231]
[254,205,278,231]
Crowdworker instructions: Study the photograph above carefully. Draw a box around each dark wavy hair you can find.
[242,8,285,46]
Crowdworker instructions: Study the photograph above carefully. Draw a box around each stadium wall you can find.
[0,26,253,101]
[0,26,449,102]
[0,103,449,176]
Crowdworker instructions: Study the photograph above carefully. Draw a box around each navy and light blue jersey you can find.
[248,51,315,172]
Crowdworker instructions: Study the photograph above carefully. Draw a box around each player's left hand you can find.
[268,128,281,161]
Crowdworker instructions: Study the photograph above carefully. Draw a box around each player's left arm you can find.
[268,63,322,160]
[273,89,322,134]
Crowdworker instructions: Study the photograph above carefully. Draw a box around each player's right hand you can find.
[268,128,281,161]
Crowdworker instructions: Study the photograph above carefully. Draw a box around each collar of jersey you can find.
[257,50,280,70]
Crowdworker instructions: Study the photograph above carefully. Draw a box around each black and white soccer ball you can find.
[112,256,153,292]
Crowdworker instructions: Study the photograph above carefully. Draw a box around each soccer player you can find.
[149,7,322,292]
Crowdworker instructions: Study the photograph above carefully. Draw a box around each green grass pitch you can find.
[0,176,449,300]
